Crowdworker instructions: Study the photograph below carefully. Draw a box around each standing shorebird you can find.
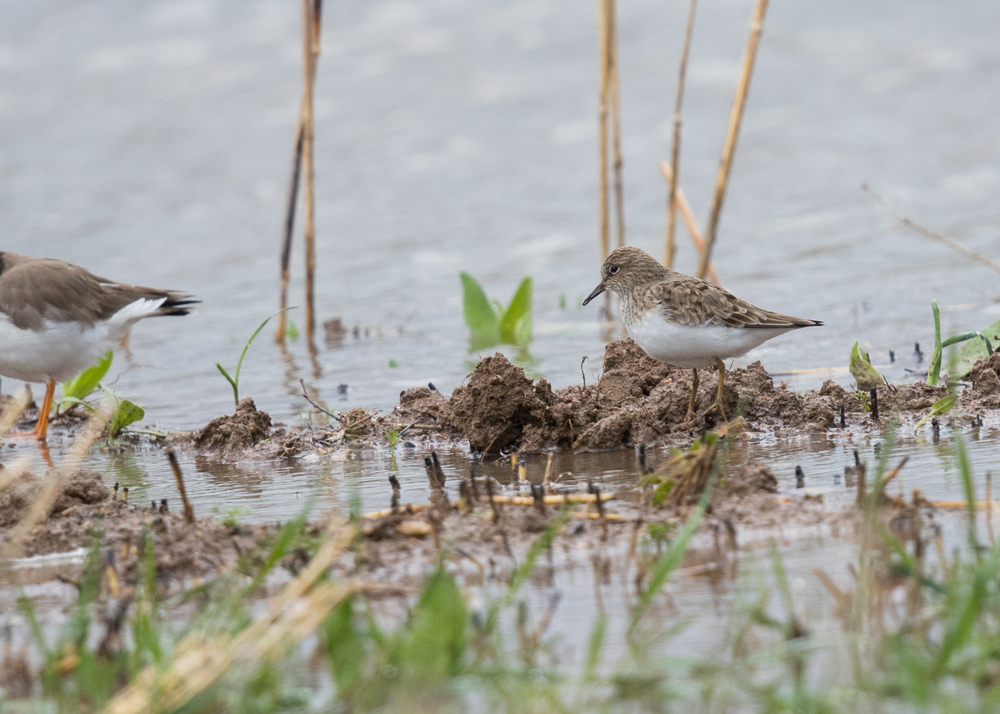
[583,246,821,421]
[0,252,198,440]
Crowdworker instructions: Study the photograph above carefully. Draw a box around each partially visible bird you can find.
[0,252,198,440]
[583,246,822,421]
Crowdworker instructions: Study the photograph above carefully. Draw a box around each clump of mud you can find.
[440,355,554,453]
[195,397,272,452]
[964,352,1000,409]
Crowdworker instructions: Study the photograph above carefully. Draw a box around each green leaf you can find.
[460,272,501,347]
[102,385,145,438]
[59,351,113,412]
[913,395,957,433]
[393,568,467,681]
[953,318,1000,378]
[849,341,883,392]
[388,358,399,368]
[500,277,533,346]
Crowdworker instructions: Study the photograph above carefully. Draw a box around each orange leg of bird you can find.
[12,379,56,441]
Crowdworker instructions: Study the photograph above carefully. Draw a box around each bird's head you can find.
[583,246,667,306]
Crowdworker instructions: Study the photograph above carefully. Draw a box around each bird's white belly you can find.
[625,313,794,369]
[0,318,116,383]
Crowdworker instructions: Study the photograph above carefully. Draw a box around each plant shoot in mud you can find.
[460,272,533,350]
[101,385,145,439]
[217,307,295,408]
[58,351,113,414]
[928,299,995,385]
[849,341,883,392]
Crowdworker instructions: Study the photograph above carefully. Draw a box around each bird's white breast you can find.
[625,311,795,369]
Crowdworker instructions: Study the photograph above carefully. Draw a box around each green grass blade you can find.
[913,395,956,433]
[500,276,533,345]
[460,272,501,345]
[216,363,238,405]
[234,306,296,387]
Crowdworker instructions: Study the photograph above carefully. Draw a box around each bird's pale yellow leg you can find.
[12,379,56,441]
[712,358,728,421]
[685,369,699,422]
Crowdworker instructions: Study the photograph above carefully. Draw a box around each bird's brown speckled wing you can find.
[0,253,197,331]
[647,275,822,329]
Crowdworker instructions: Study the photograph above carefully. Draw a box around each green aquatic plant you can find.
[102,385,145,439]
[460,272,533,350]
[217,307,295,408]
[928,299,996,385]
[849,341,883,392]
[58,351,113,414]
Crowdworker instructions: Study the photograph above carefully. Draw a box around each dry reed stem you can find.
[103,521,353,714]
[658,162,721,284]
[607,0,625,249]
[597,0,611,268]
[0,387,31,439]
[302,0,321,345]
[275,112,305,342]
[862,183,1000,277]
[360,491,614,519]
[0,457,33,495]
[665,0,698,269]
[697,0,769,280]
[1,413,106,569]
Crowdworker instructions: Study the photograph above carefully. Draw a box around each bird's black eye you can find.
[608,265,619,275]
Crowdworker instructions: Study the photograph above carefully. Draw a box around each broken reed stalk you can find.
[607,0,625,249]
[697,0,770,280]
[862,183,1000,277]
[658,162,721,284]
[664,0,698,269]
[167,448,196,524]
[597,0,611,270]
[276,0,323,344]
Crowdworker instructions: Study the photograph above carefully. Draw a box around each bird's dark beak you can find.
[582,282,606,306]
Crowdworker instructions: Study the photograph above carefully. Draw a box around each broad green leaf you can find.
[393,568,467,681]
[849,341,882,392]
[460,272,501,347]
[913,395,957,433]
[102,385,145,438]
[59,351,113,412]
[953,317,1000,378]
[500,277,533,346]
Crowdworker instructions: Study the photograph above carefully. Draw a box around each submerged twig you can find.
[665,0,698,269]
[863,183,1000,277]
[697,0,770,280]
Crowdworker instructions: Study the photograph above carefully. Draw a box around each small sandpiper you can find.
[583,246,821,421]
[0,252,198,440]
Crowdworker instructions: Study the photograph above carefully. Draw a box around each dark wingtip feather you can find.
[159,292,200,316]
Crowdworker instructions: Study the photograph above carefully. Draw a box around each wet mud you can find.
[0,469,270,581]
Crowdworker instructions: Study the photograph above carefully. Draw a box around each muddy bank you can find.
[182,338,986,458]
[0,469,272,581]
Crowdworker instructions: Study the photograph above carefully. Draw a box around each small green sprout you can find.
[388,358,399,368]
[928,300,995,385]
[559,293,567,310]
[849,342,883,392]
[101,385,145,439]
[913,395,957,433]
[460,272,533,350]
[286,321,300,341]
[217,307,295,408]
[387,429,400,451]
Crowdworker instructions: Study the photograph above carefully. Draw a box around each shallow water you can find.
[2,0,1000,675]
[1,0,999,429]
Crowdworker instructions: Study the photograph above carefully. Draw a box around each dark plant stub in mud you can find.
[195,397,272,452]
